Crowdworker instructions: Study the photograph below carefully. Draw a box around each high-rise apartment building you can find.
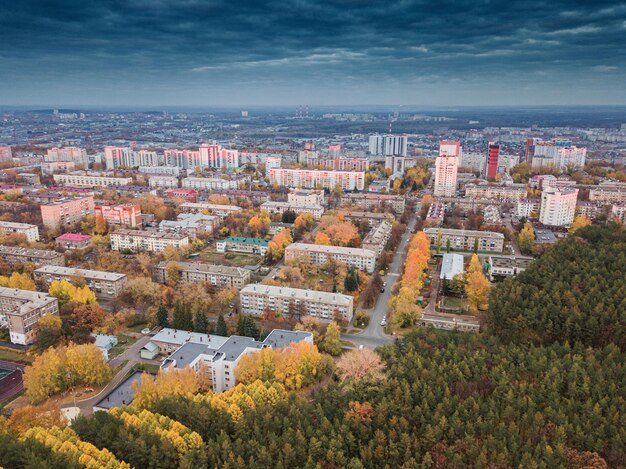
[529,139,586,171]
[40,196,95,230]
[198,143,239,169]
[94,204,142,228]
[539,187,579,227]
[486,142,500,179]
[368,134,408,156]
[269,168,365,191]
[434,140,460,197]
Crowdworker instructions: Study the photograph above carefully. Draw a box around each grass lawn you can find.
[108,334,138,359]
[126,323,149,334]
[442,296,465,309]
[198,249,263,267]
[0,347,33,364]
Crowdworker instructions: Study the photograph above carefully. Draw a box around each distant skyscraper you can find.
[368,134,407,157]
[434,140,460,197]
[486,142,500,179]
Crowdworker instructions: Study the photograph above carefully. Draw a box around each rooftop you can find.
[94,371,148,410]
[286,242,375,258]
[34,265,127,282]
[440,253,465,280]
[241,283,352,305]
[534,229,557,244]
[111,229,188,240]
[151,328,230,348]
[424,228,505,239]
[155,261,248,277]
[56,233,92,241]
[0,245,64,259]
[0,221,37,229]
[220,236,269,246]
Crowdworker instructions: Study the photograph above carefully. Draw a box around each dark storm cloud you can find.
[0,0,625,105]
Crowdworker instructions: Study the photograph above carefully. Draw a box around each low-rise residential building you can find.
[336,210,395,227]
[589,186,626,204]
[110,229,189,253]
[287,189,324,206]
[240,284,354,323]
[0,245,65,267]
[269,168,365,191]
[516,198,541,218]
[159,213,219,239]
[0,221,39,242]
[611,204,626,223]
[152,261,251,289]
[165,188,198,202]
[482,205,502,225]
[41,161,76,175]
[340,193,405,213]
[269,222,294,235]
[160,329,314,393]
[149,176,179,189]
[95,203,142,228]
[418,311,480,332]
[216,237,269,256]
[91,334,118,361]
[487,256,534,280]
[53,173,133,187]
[139,166,180,176]
[464,183,527,201]
[55,233,92,250]
[150,328,230,355]
[180,202,242,218]
[260,201,324,220]
[576,201,606,220]
[424,202,445,226]
[285,243,376,273]
[182,176,248,191]
[34,266,128,299]
[362,220,392,256]
[423,228,505,253]
[0,287,59,345]
[40,196,95,230]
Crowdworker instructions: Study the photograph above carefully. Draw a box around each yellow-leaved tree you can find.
[466,270,491,315]
[569,215,592,234]
[48,279,97,306]
[131,367,199,409]
[0,272,36,290]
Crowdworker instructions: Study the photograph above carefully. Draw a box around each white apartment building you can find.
[340,193,406,213]
[104,147,161,169]
[266,156,282,170]
[260,201,324,220]
[434,155,459,197]
[465,183,527,201]
[362,220,392,256]
[285,243,376,273]
[198,144,239,169]
[53,173,133,187]
[240,284,354,323]
[149,176,179,189]
[152,261,251,289]
[516,199,541,218]
[269,168,365,191]
[423,228,505,253]
[41,161,76,175]
[179,202,242,218]
[45,147,88,166]
[531,141,586,171]
[34,266,128,299]
[0,221,39,242]
[589,187,626,204]
[139,166,180,176]
[459,152,487,173]
[539,187,579,227]
[287,189,324,206]
[182,177,244,191]
[0,287,59,345]
[368,134,408,156]
[110,229,189,253]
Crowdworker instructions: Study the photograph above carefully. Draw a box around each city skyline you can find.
[1,0,626,106]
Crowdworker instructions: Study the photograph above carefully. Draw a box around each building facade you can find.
[95,204,142,228]
[269,168,365,191]
[260,201,324,220]
[53,173,133,187]
[464,183,527,201]
[0,245,65,267]
[55,233,92,250]
[539,187,579,227]
[240,284,354,323]
[0,221,39,242]
[340,193,405,213]
[152,261,251,289]
[0,287,59,345]
[34,266,127,299]
[40,196,95,230]
[216,237,269,256]
[434,154,459,197]
[423,228,504,253]
[110,229,189,253]
[285,243,376,273]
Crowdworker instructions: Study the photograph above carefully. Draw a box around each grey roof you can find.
[151,328,229,348]
[263,329,313,348]
[286,243,375,258]
[534,229,557,244]
[241,284,353,306]
[440,254,464,280]
[91,334,117,350]
[142,341,159,352]
[0,245,64,260]
[155,261,248,278]
[94,371,149,410]
[166,342,221,368]
[35,265,126,282]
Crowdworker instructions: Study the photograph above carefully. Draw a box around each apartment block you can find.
[45,147,88,165]
[158,213,219,239]
[589,187,626,204]
[611,204,626,223]
[198,144,239,169]
[539,187,578,227]
[110,229,189,253]
[0,245,65,268]
[285,243,376,273]
[287,189,324,206]
[95,204,142,228]
[152,261,251,289]
[362,220,393,256]
[240,284,354,323]
[179,202,242,218]
[216,237,269,256]
[104,147,161,169]
[41,196,95,230]
[0,221,39,242]
[340,193,406,213]
[336,210,395,227]
[423,228,504,253]
[269,168,365,191]
[149,176,179,189]
[464,183,527,201]
[182,176,248,191]
[516,199,541,218]
[260,201,324,220]
[34,266,127,299]
[41,161,76,175]
[165,188,198,202]
[139,166,180,176]
[434,140,460,197]
[53,173,133,187]
[0,287,59,345]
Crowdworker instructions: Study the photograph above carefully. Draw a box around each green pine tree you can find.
[193,310,208,333]
[156,304,169,328]
[216,313,228,336]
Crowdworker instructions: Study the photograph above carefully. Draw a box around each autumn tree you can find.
[321,321,342,356]
[335,348,385,383]
[165,261,182,286]
[518,223,535,254]
[131,368,199,409]
[268,228,293,261]
[48,280,97,306]
[36,314,62,349]
[466,270,491,314]
[0,272,36,290]
[294,212,314,233]
[569,215,592,234]
[64,303,106,332]
[314,232,331,245]
[8,401,68,435]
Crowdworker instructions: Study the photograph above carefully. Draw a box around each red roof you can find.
[56,233,92,241]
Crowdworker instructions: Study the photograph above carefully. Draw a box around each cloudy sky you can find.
[1,0,625,106]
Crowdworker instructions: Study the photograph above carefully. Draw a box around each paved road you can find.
[62,334,153,416]
[342,209,419,348]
